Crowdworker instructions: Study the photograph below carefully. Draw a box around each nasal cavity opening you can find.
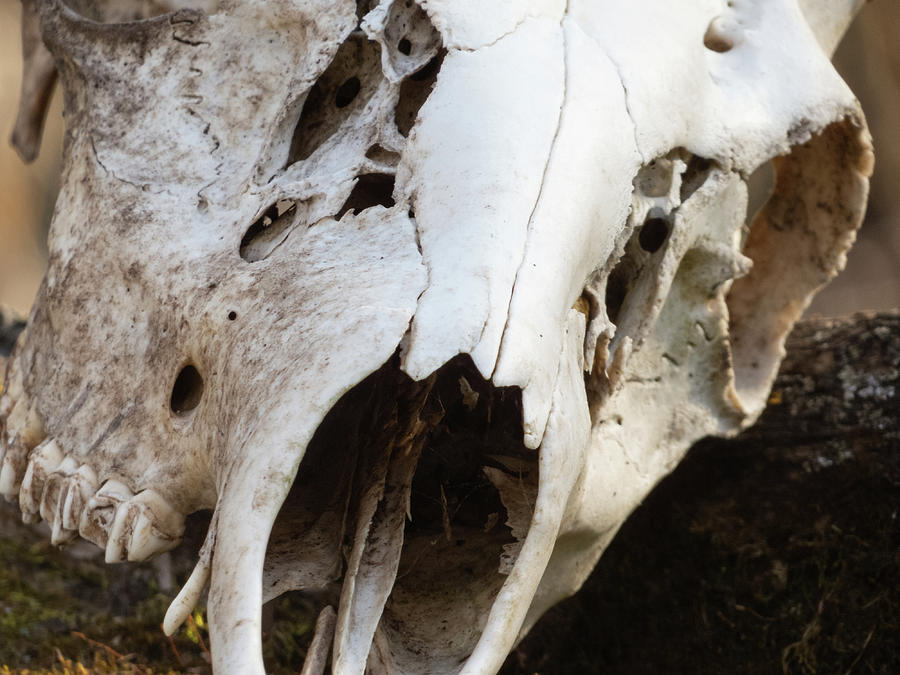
[171,364,203,416]
[262,356,530,671]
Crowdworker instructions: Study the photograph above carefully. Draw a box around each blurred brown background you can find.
[0,1,897,317]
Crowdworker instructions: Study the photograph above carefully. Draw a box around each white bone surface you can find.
[3,0,874,673]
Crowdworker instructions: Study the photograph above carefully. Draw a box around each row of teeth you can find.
[0,392,184,563]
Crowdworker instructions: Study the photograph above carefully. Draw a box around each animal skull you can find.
[3,0,872,672]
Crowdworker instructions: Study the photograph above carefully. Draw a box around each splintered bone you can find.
[4,0,872,673]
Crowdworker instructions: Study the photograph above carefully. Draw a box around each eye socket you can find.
[171,364,204,416]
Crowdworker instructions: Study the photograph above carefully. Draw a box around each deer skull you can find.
[3,0,872,673]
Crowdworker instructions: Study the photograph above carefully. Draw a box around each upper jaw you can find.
[3,0,875,672]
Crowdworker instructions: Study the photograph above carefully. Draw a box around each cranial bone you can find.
[4,0,872,672]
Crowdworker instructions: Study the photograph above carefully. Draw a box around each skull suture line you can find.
[2,0,873,672]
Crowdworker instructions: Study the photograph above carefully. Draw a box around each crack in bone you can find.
[490,12,569,390]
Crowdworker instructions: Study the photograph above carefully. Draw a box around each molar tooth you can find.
[62,465,98,532]
[105,502,132,563]
[20,405,46,449]
[0,447,22,498]
[79,479,132,551]
[41,456,79,539]
[0,402,46,497]
[0,403,28,497]
[126,490,185,562]
[18,438,64,518]
[50,501,74,545]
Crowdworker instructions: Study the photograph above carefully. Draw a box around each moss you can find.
[0,524,211,673]
[0,516,320,673]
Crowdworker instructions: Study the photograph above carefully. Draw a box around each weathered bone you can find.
[4,0,873,673]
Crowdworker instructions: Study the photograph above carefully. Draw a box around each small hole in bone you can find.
[288,36,382,163]
[680,155,714,202]
[227,311,237,321]
[334,77,361,108]
[383,0,441,77]
[336,174,396,219]
[395,52,444,137]
[605,271,629,326]
[603,223,652,327]
[638,218,670,253]
[171,365,203,415]
[365,144,402,165]
[240,200,298,263]
[704,19,735,53]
